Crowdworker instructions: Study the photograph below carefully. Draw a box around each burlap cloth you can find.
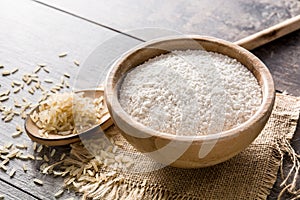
[87,93,298,200]
[66,93,300,199]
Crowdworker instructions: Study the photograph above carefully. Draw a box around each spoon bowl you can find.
[25,89,113,146]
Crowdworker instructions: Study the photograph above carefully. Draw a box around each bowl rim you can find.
[105,35,275,142]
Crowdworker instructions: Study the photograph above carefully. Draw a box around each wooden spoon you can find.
[24,89,113,146]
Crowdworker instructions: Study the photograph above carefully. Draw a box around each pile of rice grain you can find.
[30,92,104,137]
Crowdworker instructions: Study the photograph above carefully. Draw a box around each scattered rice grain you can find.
[36,156,43,161]
[60,153,66,161]
[2,70,10,76]
[33,142,37,151]
[54,189,64,198]
[0,90,9,97]
[12,131,22,138]
[44,79,53,83]
[58,52,68,58]
[1,159,9,165]
[11,68,18,74]
[0,96,9,102]
[65,81,70,88]
[38,63,46,67]
[44,155,49,162]
[13,88,20,94]
[16,124,22,132]
[16,144,27,149]
[0,164,7,171]
[9,168,16,177]
[43,67,50,73]
[34,66,41,73]
[13,80,22,86]
[64,73,70,78]
[37,145,43,153]
[23,164,27,172]
[74,60,80,66]
[50,149,56,157]
[33,178,43,185]
[4,143,13,149]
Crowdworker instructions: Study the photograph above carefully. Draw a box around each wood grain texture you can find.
[0,180,37,200]
[252,30,300,97]
[235,15,300,50]
[36,0,300,41]
[0,0,299,198]
[0,0,140,199]
[33,0,300,96]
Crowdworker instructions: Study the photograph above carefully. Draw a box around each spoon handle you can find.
[235,15,300,50]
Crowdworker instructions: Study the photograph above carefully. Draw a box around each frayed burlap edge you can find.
[258,93,300,200]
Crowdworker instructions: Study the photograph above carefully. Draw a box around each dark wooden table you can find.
[0,0,300,199]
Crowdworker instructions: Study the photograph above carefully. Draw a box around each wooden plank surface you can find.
[30,1,300,200]
[35,0,300,41]
[253,30,300,96]
[0,0,140,199]
[252,31,300,199]
[1,0,300,199]
[34,0,300,95]
[0,180,37,200]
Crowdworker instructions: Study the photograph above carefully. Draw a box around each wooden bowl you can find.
[104,35,275,168]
